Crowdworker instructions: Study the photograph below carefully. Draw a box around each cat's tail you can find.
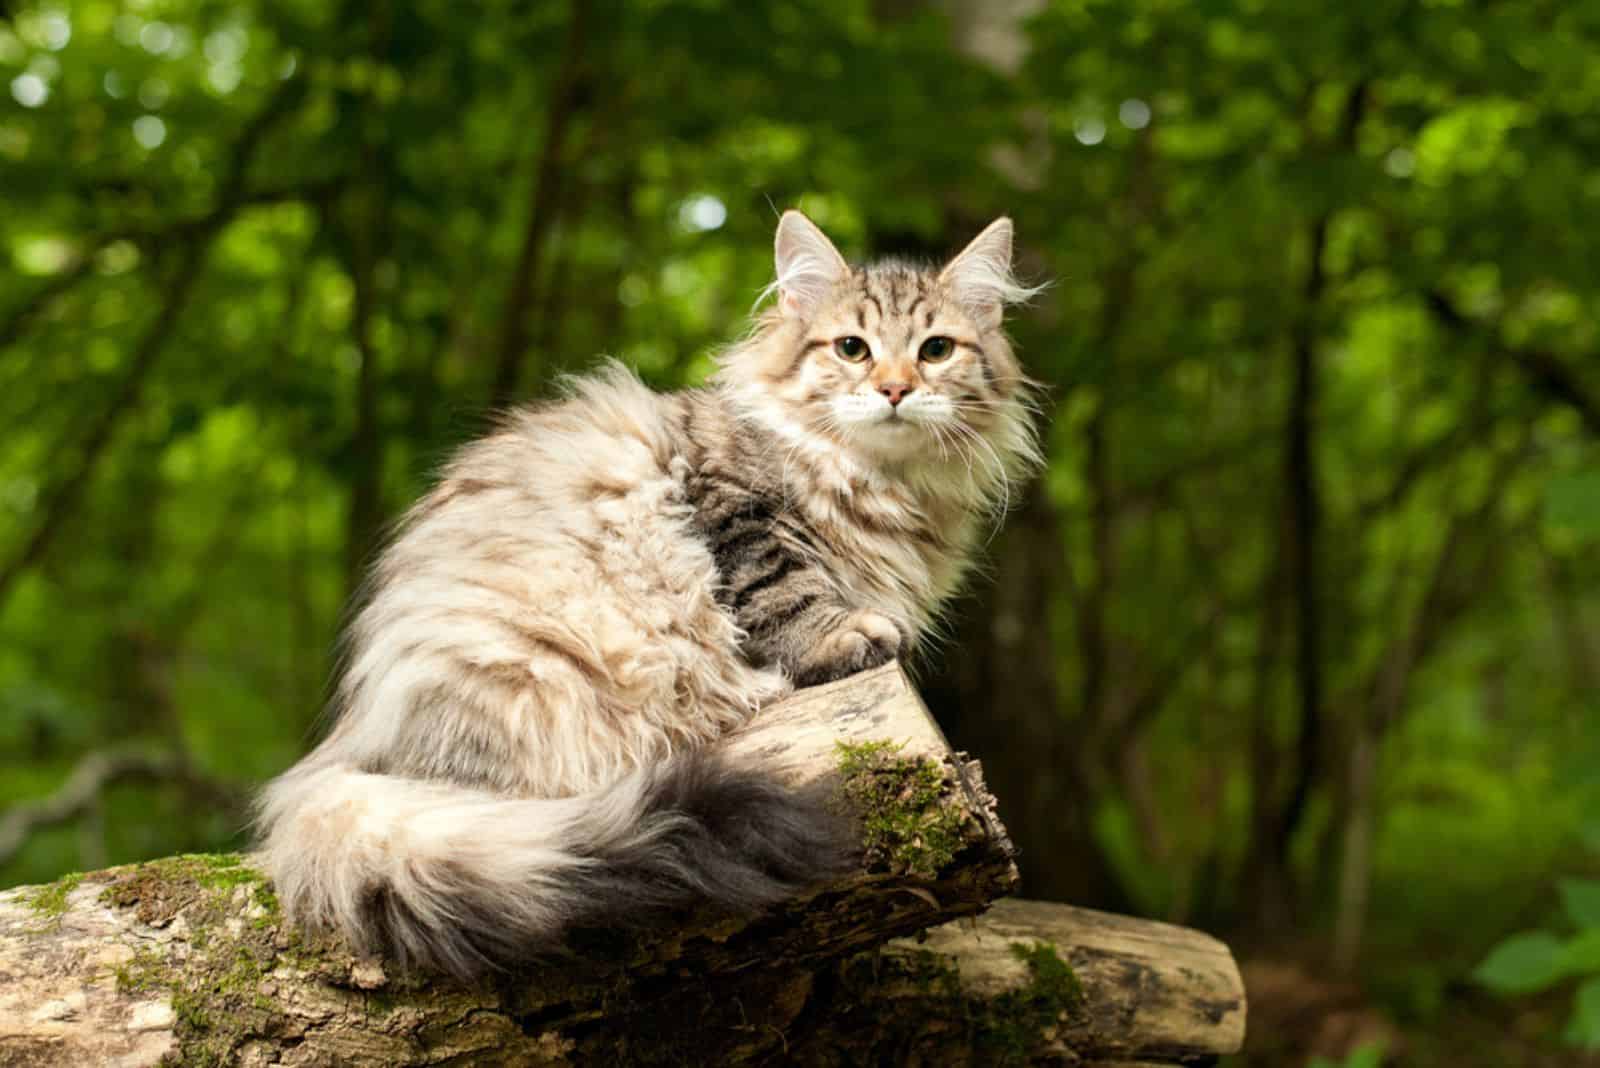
[253,750,854,980]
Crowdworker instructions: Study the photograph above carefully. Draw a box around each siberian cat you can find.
[255,211,1041,978]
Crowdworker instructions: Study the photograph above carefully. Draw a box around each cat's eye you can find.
[919,336,955,362]
[834,336,871,362]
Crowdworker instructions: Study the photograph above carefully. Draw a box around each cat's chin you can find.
[848,415,944,461]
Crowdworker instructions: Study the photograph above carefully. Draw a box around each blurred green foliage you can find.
[2,1,1599,1064]
[1476,868,1600,1050]
[1309,1045,1386,1068]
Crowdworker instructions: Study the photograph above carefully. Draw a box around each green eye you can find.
[919,336,954,362]
[835,336,870,362]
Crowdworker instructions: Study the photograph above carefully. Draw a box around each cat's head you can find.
[720,211,1041,481]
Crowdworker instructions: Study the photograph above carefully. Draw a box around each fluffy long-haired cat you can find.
[256,210,1042,979]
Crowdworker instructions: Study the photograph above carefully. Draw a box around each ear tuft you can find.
[773,210,849,319]
[939,217,1042,326]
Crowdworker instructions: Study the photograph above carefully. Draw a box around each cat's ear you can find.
[774,210,849,319]
[940,217,1037,327]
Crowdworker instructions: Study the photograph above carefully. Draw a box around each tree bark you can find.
[0,665,1244,1066]
[0,886,1244,1067]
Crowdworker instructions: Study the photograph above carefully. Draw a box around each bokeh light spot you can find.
[10,73,48,109]
[39,11,71,51]
[1074,117,1107,146]
[139,20,174,55]
[678,194,727,233]
[1119,98,1152,129]
[133,114,167,149]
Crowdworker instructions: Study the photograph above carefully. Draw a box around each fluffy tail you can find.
[254,751,853,980]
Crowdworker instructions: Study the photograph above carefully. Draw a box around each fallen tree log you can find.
[800,897,1246,1066]
[0,664,1245,1065]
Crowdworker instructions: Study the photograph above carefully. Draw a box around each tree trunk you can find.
[0,666,1244,1066]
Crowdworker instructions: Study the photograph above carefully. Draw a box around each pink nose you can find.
[878,382,913,407]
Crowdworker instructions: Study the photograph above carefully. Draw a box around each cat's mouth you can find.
[875,410,916,428]
[879,406,944,429]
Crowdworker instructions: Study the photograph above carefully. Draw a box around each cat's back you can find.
[312,362,786,801]
[392,363,685,548]
[458,362,682,497]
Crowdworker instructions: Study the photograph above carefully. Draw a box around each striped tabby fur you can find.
[255,211,1042,978]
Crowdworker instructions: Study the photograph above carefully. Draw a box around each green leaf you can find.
[1566,977,1600,1051]
[1561,929,1600,976]
[1562,880,1600,930]
[1474,931,1569,994]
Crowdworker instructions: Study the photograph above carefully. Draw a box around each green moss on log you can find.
[21,870,84,931]
[834,740,968,878]
[98,853,278,926]
[816,938,1086,1065]
[976,941,1085,1064]
[99,853,303,1066]
[111,946,167,995]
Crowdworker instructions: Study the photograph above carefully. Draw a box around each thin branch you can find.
[0,246,207,605]
[0,178,342,359]
[1425,289,1600,437]
[0,749,244,867]
[1106,607,1222,762]
[1537,531,1600,696]
[488,0,591,406]
[1328,438,1529,971]
[0,259,97,354]
[0,78,307,607]
[1509,348,1600,436]
[1367,441,1532,735]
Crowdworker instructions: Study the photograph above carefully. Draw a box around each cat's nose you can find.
[878,382,914,407]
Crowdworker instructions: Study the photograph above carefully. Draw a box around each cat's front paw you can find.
[794,610,904,687]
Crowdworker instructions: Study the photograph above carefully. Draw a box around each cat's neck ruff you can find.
[720,381,994,516]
